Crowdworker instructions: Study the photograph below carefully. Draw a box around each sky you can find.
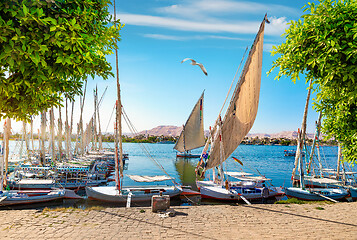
[8,0,321,135]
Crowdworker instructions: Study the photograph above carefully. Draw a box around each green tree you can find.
[0,0,123,121]
[269,0,357,163]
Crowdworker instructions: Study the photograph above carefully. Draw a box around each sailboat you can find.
[0,119,82,207]
[85,3,181,205]
[291,118,357,200]
[285,79,349,201]
[174,91,205,158]
[195,15,283,202]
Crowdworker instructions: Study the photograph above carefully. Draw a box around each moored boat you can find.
[0,189,64,206]
[174,92,205,159]
[194,15,276,203]
[86,185,181,203]
[284,187,349,201]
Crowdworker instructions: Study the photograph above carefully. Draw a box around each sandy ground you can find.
[1,202,357,239]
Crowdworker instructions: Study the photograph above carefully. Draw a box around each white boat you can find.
[86,185,181,203]
[0,189,63,206]
[0,188,82,206]
[7,165,107,190]
[197,180,284,201]
[284,187,349,201]
[86,7,181,205]
[289,110,356,201]
[194,16,276,203]
[174,91,205,159]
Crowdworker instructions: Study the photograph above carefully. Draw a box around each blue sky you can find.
[11,0,321,134]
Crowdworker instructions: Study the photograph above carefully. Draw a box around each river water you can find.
[5,141,356,208]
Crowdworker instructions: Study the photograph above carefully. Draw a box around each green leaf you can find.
[23,4,29,15]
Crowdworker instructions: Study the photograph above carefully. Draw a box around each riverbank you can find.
[1,202,356,239]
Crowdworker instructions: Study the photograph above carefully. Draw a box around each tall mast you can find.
[40,111,46,165]
[336,142,342,180]
[4,118,11,176]
[30,116,34,154]
[50,107,55,164]
[74,81,87,156]
[70,101,74,160]
[58,106,63,161]
[93,88,98,151]
[65,99,70,159]
[114,0,123,191]
[96,86,103,151]
[307,112,322,175]
[23,121,30,160]
[292,79,313,188]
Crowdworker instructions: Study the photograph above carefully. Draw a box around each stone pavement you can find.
[1,202,357,239]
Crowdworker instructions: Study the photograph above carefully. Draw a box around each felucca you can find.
[174,91,205,158]
[195,15,283,202]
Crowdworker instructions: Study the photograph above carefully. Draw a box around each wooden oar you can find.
[0,196,7,203]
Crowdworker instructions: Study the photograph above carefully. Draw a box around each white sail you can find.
[206,18,266,169]
[174,92,205,152]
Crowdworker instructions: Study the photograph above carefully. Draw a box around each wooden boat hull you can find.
[86,185,182,203]
[197,181,284,201]
[180,187,201,204]
[0,189,65,206]
[176,153,201,158]
[7,179,106,190]
[284,187,349,201]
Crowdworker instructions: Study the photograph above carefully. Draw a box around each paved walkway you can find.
[1,202,357,239]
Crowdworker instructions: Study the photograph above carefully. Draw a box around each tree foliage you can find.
[269,0,357,163]
[0,0,123,121]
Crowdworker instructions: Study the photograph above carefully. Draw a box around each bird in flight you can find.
[181,58,208,76]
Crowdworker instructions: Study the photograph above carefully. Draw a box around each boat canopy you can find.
[225,171,253,177]
[234,176,271,182]
[127,175,174,182]
[305,178,342,185]
[226,172,271,182]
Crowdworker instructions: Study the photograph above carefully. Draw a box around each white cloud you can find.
[143,34,246,41]
[143,34,187,41]
[121,13,264,35]
[265,17,289,36]
[117,1,292,38]
[263,43,275,53]
[157,0,299,19]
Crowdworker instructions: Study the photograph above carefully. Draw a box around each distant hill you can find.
[247,131,315,139]
[131,125,313,139]
[136,125,183,137]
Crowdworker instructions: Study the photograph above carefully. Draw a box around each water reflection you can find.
[174,157,199,191]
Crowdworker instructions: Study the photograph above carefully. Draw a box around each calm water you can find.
[5,141,356,208]
[101,142,353,190]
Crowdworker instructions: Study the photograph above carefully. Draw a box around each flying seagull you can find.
[181,58,208,76]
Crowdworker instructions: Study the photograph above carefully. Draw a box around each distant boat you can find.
[174,91,205,159]
[284,149,305,157]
